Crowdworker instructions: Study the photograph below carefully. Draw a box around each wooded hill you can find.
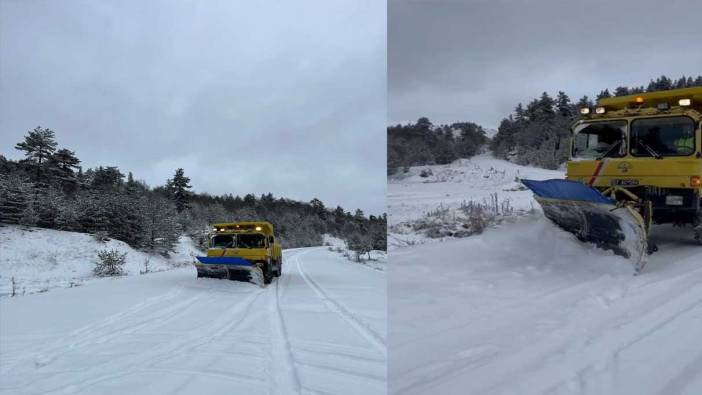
[1,128,386,255]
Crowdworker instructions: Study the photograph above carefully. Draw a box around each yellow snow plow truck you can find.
[193,221,283,286]
[522,87,702,273]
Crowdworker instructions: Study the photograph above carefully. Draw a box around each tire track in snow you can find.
[33,286,268,395]
[294,250,387,357]
[267,263,302,395]
[51,249,304,395]
[290,339,386,363]
[6,287,190,371]
[467,276,702,395]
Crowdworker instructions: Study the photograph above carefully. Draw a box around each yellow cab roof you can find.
[212,221,274,235]
[598,87,702,111]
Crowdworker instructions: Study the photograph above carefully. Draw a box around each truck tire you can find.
[274,260,282,277]
[695,213,702,245]
[263,262,273,285]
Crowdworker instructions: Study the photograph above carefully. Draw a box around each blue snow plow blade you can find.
[521,179,614,205]
[521,178,648,273]
[195,256,253,266]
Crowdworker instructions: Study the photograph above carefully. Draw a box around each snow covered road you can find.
[389,155,702,395]
[389,217,702,395]
[0,248,386,395]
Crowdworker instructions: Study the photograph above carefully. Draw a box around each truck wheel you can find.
[263,263,273,285]
[274,260,282,277]
[695,210,702,245]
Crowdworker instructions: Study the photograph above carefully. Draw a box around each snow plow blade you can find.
[194,256,264,286]
[521,179,648,273]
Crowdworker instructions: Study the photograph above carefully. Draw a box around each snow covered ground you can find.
[323,235,387,271]
[388,154,562,248]
[0,247,386,395]
[0,226,202,297]
[389,155,702,394]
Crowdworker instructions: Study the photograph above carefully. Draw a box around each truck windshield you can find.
[210,235,234,248]
[572,121,627,159]
[630,116,696,157]
[236,234,266,249]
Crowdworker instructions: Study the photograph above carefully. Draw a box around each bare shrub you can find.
[402,194,517,239]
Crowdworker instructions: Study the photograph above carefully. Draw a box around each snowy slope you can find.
[389,156,702,395]
[0,247,386,395]
[388,154,562,247]
[323,235,387,271]
[0,226,202,297]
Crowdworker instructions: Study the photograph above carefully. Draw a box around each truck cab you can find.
[567,87,702,232]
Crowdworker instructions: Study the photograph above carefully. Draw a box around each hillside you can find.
[388,154,563,247]
[0,226,202,297]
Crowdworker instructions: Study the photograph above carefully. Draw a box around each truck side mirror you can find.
[269,236,274,244]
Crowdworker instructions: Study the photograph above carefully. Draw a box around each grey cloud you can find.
[389,0,702,128]
[1,0,386,214]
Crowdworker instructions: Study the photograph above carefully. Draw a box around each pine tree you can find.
[514,103,526,123]
[92,166,124,189]
[597,89,611,99]
[656,75,672,91]
[416,117,432,130]
[576,95,593,109]
[555,91,572,117]
[166,168,192,213]
[14,126,58,184]
[675,76,688,89]
[49,148,81,193]
[631,86,645,94]
[142,194,181,255]
[0,174,33,225]
[614,86,630,97]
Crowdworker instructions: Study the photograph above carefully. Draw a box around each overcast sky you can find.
[1,0,386,214]
[390,0,702,129]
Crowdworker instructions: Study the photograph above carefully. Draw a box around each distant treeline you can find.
[0,128,386,255]
[387,118,487,174]
[387,74,702,172]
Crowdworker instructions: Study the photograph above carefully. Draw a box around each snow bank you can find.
[0,226,202,297]
[388,154,563,248]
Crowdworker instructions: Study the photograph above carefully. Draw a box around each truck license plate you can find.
[666,195,684,206]
[610,179,639,186]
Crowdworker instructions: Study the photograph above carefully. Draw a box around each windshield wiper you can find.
[596,140,622,160]
[637,140,662,159]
